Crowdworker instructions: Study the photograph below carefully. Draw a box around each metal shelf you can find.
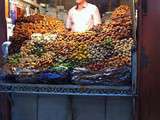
[0,83,135,96]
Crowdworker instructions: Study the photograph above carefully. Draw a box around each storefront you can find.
[0,0,160,120]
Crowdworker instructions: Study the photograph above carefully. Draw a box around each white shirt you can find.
[66,3,101,32]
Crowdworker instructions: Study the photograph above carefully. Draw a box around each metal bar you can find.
[0,83,136,97]
[131,0,138,97]
[132,96,136,120]
[142,0,148,15]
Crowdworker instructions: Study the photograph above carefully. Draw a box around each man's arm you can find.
[93,6,102,26]
[66,10,72,31]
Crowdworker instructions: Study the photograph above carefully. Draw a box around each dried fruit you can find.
[8,5,134,72]
[10,14,66,54]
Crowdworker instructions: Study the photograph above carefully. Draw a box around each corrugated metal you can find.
[11,95,133,120]
[11,94,38,120]
[71,96,106,120]
[38,95,70,120]
[106,97,133,120]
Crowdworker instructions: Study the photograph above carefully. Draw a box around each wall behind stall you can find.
[138,0,160,120]
[0,0,7,55]
[37,0,122,17]
[0,1,10,120]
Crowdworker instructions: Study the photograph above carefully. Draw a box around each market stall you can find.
[0,0,137,120]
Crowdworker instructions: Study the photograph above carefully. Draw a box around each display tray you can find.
[0,83,135,96]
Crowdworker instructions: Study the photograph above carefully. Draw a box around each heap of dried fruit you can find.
[113,38,134,57]
[16,14,45,23]
[88,44,114,62]
[102,5,133,40]
[104,37,134,68]
[8,5,135,72]
[10,14,66,54]
[111,5,131,19]
[8,53,21,66]
[51,40,77,62]
[105,55,131,68]
[87,61,106,71]
[70,42,90,65]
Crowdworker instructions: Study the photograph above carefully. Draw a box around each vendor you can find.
[66,0,102,32]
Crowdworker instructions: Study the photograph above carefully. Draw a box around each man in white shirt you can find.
[66,0,102,32]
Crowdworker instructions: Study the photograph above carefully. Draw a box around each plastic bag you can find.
[35,70,71,84]
[5,67,71,84]
[0,68,6,83]
[71,66,131,86]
